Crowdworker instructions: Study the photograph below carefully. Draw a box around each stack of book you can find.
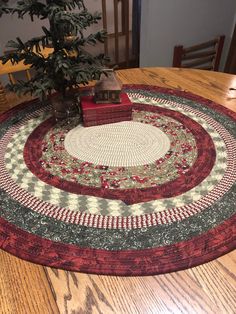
[81,93,133,127]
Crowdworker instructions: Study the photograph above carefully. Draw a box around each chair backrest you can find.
[0,81,8,110]
[101,0,139,68]
[0,59,31,112]
[0,47,52,112]
[172,35,225,71]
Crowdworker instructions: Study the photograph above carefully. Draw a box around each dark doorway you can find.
[224,24,236,74]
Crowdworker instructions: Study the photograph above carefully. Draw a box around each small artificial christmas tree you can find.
[0,0,107,116]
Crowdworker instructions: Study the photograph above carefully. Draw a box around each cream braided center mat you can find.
[64,121,170,167]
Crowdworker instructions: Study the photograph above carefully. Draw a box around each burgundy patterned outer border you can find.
[0,215,235,275]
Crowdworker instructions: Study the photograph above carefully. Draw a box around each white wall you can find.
[0,10,47,55]
[0,0,107,83]
[0,0,132,54]
[140,0,236,71]
[0,1,101,54]
[0,0,133,76]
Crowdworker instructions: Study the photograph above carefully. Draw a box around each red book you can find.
[81,93,132,114]
[83,110,132,122]
[83,115,132,127]
[81,93,133,127]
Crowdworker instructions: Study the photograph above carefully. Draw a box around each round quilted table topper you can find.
[0,85,235,276]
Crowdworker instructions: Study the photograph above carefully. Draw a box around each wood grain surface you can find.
[0,68,235,314]
[0,251,59,314]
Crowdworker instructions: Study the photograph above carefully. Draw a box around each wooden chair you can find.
[0,81,8,111]
[0,61,32,113]
[0,47,53,113]
[172,35,225,71]
[101,0,139,68]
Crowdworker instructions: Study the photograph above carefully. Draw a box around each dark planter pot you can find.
[51,90,81,122]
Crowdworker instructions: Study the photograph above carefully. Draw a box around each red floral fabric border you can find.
[24,104,216,204]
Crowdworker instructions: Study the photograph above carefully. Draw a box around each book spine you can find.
[83,116,132,127]
[83,110,132,121]
[82,105,133,115]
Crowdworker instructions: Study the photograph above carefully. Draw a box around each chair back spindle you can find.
[173,36,225,71]
[102,0,138,69]
[0,81,8,110]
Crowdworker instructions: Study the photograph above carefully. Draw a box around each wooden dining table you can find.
[0,67,235,314]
